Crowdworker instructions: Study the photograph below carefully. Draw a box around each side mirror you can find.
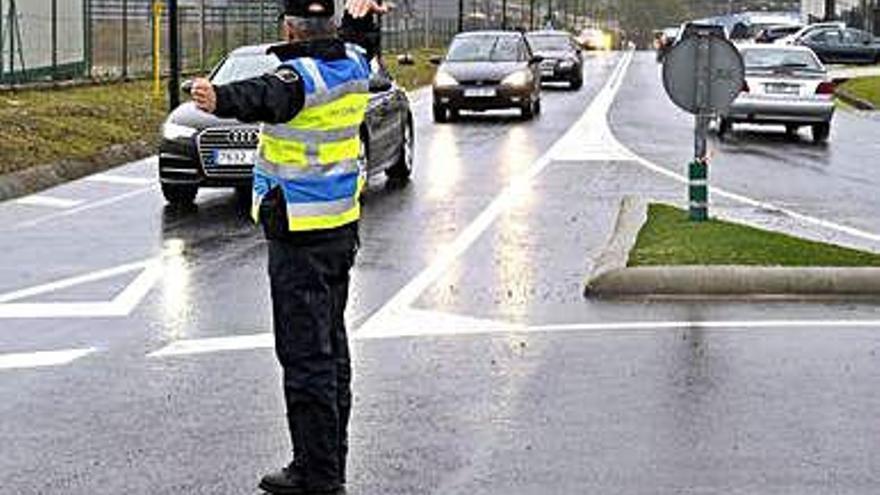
[397,53,415,66]
[530,55,544,64]
[369,75,393,93]
[181,79,194,94]
[429,55,443,65]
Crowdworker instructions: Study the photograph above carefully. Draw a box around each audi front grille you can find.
[197,127,260,178]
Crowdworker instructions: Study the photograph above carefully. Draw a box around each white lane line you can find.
[148,333,274,358]
[14,185,157,229]
[0,347,97,370]
[15,195,84,209]
[0,257,162,319]
[356,50,636,338]
[84,174,152,186]
[147,316,880,357]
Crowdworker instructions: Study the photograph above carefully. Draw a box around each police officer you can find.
[190,1,373,493]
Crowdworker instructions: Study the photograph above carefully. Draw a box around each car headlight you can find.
[163,122,197,141]
[434,70,458,88]
[502,70,533,87]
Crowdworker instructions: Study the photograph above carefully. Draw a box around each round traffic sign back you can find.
[662,36,745,115]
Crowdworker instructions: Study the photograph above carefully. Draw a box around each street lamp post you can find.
[169,0,181,111]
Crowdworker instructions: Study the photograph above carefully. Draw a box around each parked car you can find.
[775,21,846,45]
[431,31,543,122]
[797,27,880,65]
[159,44,414,205]
[525,30,583,89]
[718,44,835,143]
[755,24,803,44]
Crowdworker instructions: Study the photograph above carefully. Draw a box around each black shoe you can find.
[259,464,344,495]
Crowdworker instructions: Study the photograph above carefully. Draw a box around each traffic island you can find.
[836,76,880,111]
[585,200,880,297]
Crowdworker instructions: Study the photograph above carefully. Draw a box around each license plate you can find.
[765,83,799,95]
[464,88,496,98]
[213,149,255,166]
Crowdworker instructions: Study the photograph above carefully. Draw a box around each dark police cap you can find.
[278,0,335,18]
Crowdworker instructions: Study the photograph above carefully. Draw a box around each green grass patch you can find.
[384,48,444,90]
[0,81,166,176]
[629,203,880,267]
[838,76,880,108]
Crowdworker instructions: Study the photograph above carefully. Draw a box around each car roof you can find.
[229,43,276,56]
[455,30,523,38]
[526,30,570,36]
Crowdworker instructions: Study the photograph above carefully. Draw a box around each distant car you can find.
[755,24,803,44]
[655,26,679,62]
[797,27,880,65]
[775,21,846,45]
[159,44,414,205]
[718,44,835,143]
[577,28,607,51]
[431,31,543,122]
[526,30,583,89]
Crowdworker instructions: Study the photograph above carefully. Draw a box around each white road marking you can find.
[357,50,637,338]
[84,174,153,186]
[148,333,274,358]
[15,195,83,209]
[14,185,156,229]
[0,347,96,370]
[0,257,162,319]
[147,312,880,357]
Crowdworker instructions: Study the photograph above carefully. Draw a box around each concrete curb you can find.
[836,88,876,111]
[585,200,880,298]
[0,141,153,202]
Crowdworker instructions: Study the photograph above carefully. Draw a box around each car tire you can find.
[432,104,448,123]
[161,183,198,205]
[812,122,830,143]
[570,75,583,90]
[386,117,414,183]
[717,118,732,139]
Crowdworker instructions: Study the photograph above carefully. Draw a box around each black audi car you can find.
[526,30,583,89]
[159,44,414,205]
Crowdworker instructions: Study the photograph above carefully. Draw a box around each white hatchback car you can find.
[719,44,835,143]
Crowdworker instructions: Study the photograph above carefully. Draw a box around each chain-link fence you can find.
[1,0,615,86]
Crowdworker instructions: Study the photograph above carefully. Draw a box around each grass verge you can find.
[838,76,880,108]
[629,204,880,267]
[384,48,444,90]
[0,80,165,176]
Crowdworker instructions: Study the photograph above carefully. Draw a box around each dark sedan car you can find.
[526,30,583,89]
[797,27,880,65]
[431,31,542,122]
[159,44,414,205]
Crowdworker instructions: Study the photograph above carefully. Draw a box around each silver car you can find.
[718,44,835,143]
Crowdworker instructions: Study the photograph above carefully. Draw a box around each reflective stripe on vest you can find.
[252,49,370,232]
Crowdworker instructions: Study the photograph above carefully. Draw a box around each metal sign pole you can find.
[168,0,180,111]
[691,34,710,222]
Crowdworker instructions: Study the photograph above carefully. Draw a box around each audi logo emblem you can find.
[228,129,259,145]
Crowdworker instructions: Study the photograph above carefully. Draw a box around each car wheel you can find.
[386,117,414,183]
[448,108,460,122]
[570,75,583,90]
[812,122,830,143]
[161,183,198,205]
[717,118,732,139]
[432,104,448,123]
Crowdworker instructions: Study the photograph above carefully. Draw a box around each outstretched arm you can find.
[191,67,305,124]
[345,0,390,18]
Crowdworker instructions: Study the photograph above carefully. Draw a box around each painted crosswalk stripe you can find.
[15,195,83,209]
[148,333,274,358]
[0,347,97,370]
[84,174,152,186]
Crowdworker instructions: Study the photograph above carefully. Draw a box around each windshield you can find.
[211,53,281,85]
[742,49,822,71]
[526,35,571,52]
[446,36,524,62]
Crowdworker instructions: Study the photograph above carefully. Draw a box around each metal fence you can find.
[1,0,609,86]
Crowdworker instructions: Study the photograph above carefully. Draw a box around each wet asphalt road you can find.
[1,51,880,494]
